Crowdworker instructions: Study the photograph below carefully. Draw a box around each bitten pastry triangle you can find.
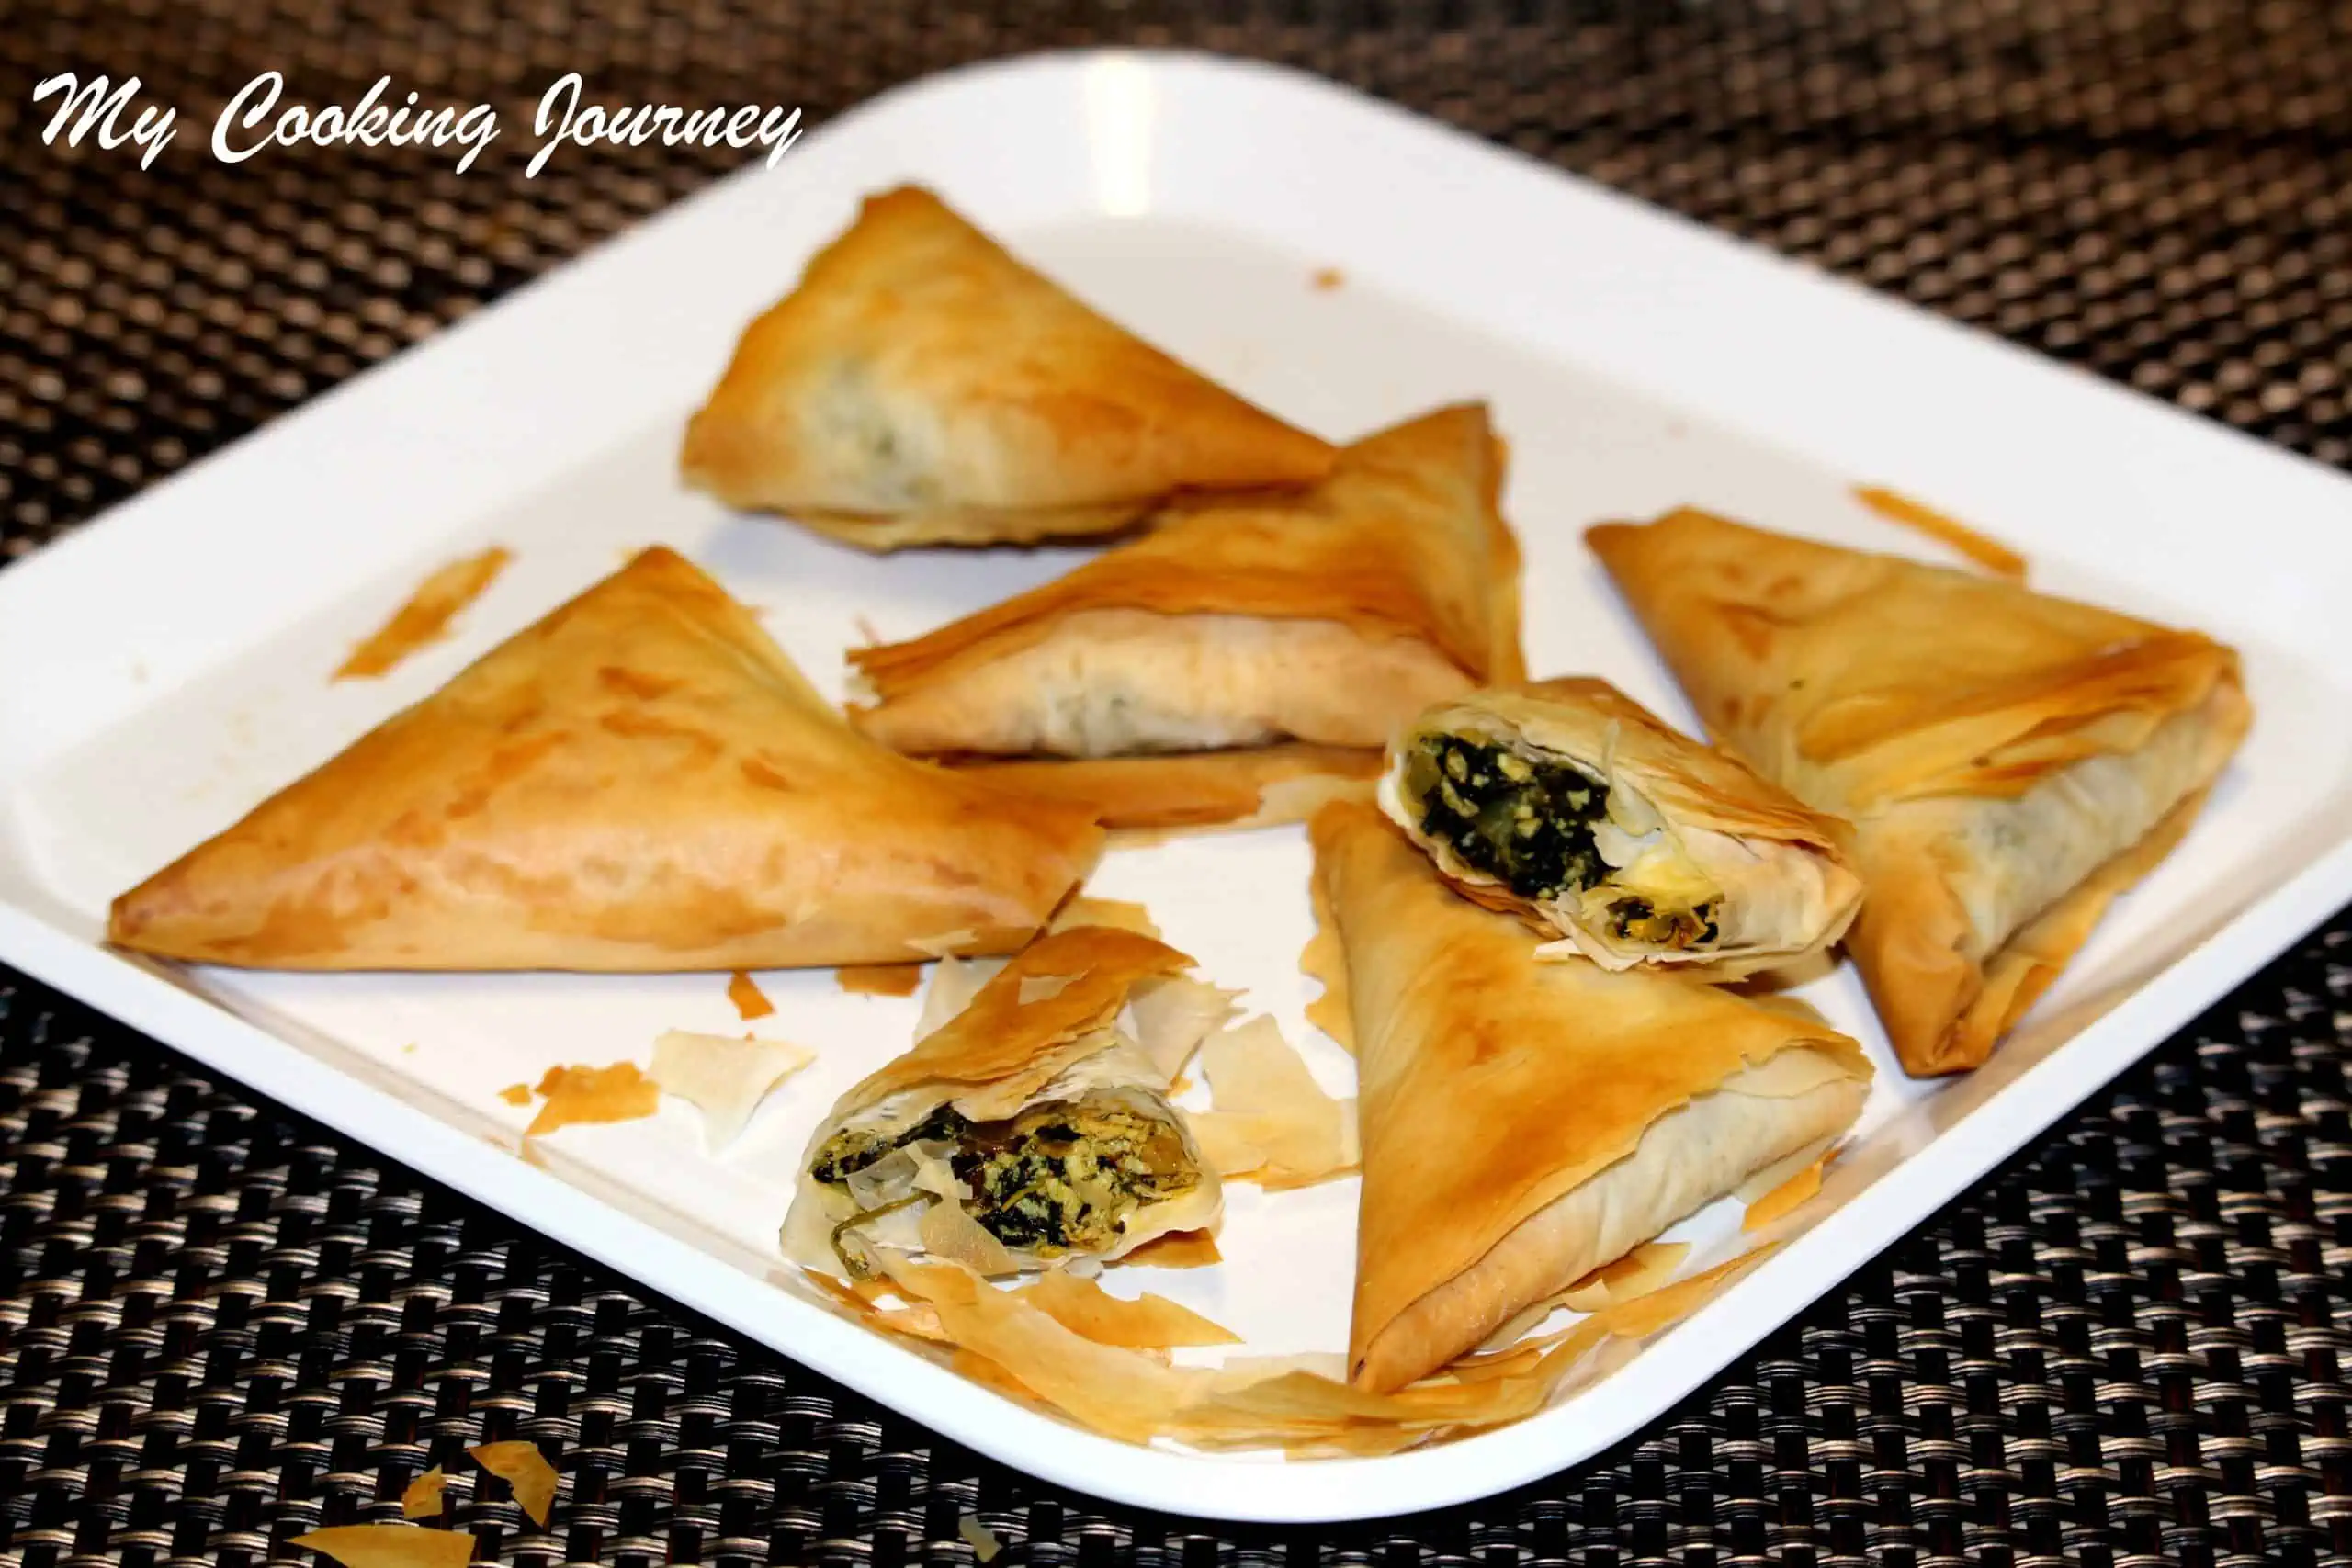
[107,547,1103,971]
[679,186,1335,549]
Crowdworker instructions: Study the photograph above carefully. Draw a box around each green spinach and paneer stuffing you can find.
[1406,733,1719,947]
[811,1093,1199,1269]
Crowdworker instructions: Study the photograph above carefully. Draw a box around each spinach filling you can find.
[956,1102,1196,1252]
[811,1094,1198,1258]
[809,1103,970,1186]
[1408,734,1722,948]
[1408,735,1610,901]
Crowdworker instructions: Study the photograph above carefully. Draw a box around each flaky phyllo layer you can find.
[783,927,1231,1279]
[1312,801,1873,1393]
[106,547,1103,972]
[1380,679,1861,980]
[680,186,1333,548]
[847,402,1525,760]
[1586,510,2253,1074]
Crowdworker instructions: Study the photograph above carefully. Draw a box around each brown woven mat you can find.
[4,2,2351,1563]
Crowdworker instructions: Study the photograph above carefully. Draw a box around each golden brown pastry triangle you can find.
[1586,508,2249,1075]
[848,400,1523,772]
[1314,801,1870,1393]
[680,186,1335,549]
[108,547,1103,970]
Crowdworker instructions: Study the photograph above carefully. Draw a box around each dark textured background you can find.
[5,2,2352,1563]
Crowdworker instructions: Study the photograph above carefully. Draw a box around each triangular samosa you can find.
[1313,801,1871,1393]
[680,186,1335,550]
[845,403,1524,828]
[1586,509,2250,1076]
[108,547,1104,970]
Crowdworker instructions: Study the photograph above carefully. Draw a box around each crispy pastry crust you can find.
[847,402,1526,755]
[1313,802,1870,1392]
[840,928,1191,1114]
[1379,676,1862,978]
[955,743,1382,834]
[680,186,1334,547]
[1586,508,2251,1074]
[107,547,1103,970]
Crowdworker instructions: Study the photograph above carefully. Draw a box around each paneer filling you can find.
[811,1092,1200,1265]
[1407,734,1722,949]
[1606,897,1719,948]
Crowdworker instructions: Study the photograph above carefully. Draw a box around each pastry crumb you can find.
[469,1439,558,1526]
[1852,484,2027,578]
[1310,266,1344,291]
[400,1465,447,1518]
[1112,1228,1221,1269]
[727,970,775,1021]
[958,1516,1002,1562]
[1047,896,1160,940]
[837,963,924,997]
[1193,1016,1358,1190]
[334,547,512,681]
[525,1063,658,1137]
[290,1523,474,1567]
[649,1030,815,1151]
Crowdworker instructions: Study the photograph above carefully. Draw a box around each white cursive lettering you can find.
[35,69,797,178]
[211,71,283,163]
[33,72,176,169]
[528,72,803,177]
[212,72,496,172]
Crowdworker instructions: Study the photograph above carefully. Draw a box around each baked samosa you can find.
[1380,677,1861,977]
[107,547,1103,970]
[680,186,1335,549]
[783,925,1226,1279]
[1587,509,2251,1076]
[846,403,1524,825]
[1312,801,1871,1393]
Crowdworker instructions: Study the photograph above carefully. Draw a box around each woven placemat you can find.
[4,2,2350,1563]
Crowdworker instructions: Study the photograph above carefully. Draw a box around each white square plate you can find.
[2,51,2348,1525]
